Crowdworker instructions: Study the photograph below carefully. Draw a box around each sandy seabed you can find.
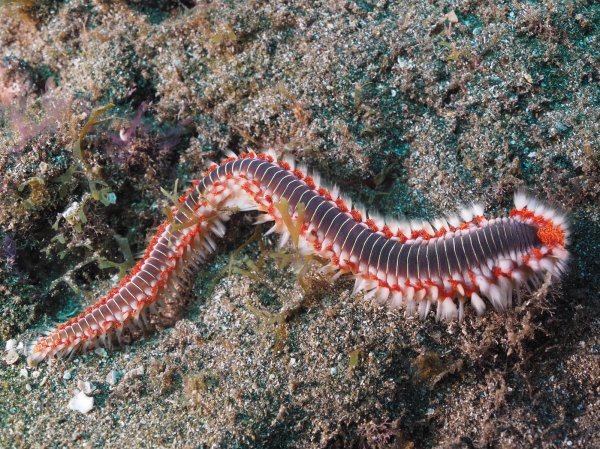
[0,1,598,448]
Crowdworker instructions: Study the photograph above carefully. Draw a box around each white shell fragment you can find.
[5,339,16,351]
[5,349,19,365]
[68,391,94,414]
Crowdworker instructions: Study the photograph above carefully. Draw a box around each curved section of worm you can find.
[28,151,570,363]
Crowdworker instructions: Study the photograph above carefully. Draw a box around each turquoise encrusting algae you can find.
[1,1,599,448]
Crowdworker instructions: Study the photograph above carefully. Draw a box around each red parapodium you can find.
[28,151,570,363]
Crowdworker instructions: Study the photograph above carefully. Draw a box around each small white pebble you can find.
[25,384,32,392]
[16,341,24,351]
[19,368,28,378]
[68,391,94,414]
[5,349,19,365]
[289,357,297,366]
[63,370,72,380]
[32,370,40,379]
[106,369,120,386]
[5,339,16,351]
[330,367,337,376]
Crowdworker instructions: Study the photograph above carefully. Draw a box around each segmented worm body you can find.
[29,151,570,363]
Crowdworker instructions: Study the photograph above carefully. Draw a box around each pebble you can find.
[106,369,120,386]
[94,347,108,358]
[123,365,144,381]
[5,349,19,365]
[63,370,72,380]
[77,380,96,395]
[68,391,94,414]
[19,368,28,378]
[5,339,16,351]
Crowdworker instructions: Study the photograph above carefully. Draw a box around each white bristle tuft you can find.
[297,164,308,177]
[420,299,432,319]
[368,211,386,229]
[488,284,505,311]
[472,203,484,217]
[432,218,447,231]
[447,214,461,227]
[312,173,321,188]
[441,298,458,321]
[471,292,486,315]
[397,221,412,237]
[356,204,366,220]
[375,287,390,304]
[343,196,353,211]
[265,223,278,235]
[528,197,539,211]
[390,291,403,309]
[278,231,290,248]
[534,204,547,217]
[459,207,474,222]
[498,259,514,273]
[353,277,366,295]
[514,191,529,210]
[422,221,435,236]
[539,257,556,273]
[429,285,439,302]
[283,154,296,170]
[264,149,278,160]
[330,185,340,201]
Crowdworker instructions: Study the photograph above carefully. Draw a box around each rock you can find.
[77,380,96,395]
[68,391,94,414]
[123,366,144,381]
[106,369,121,386]
[5,339,16,351]
[5,349,19,365]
